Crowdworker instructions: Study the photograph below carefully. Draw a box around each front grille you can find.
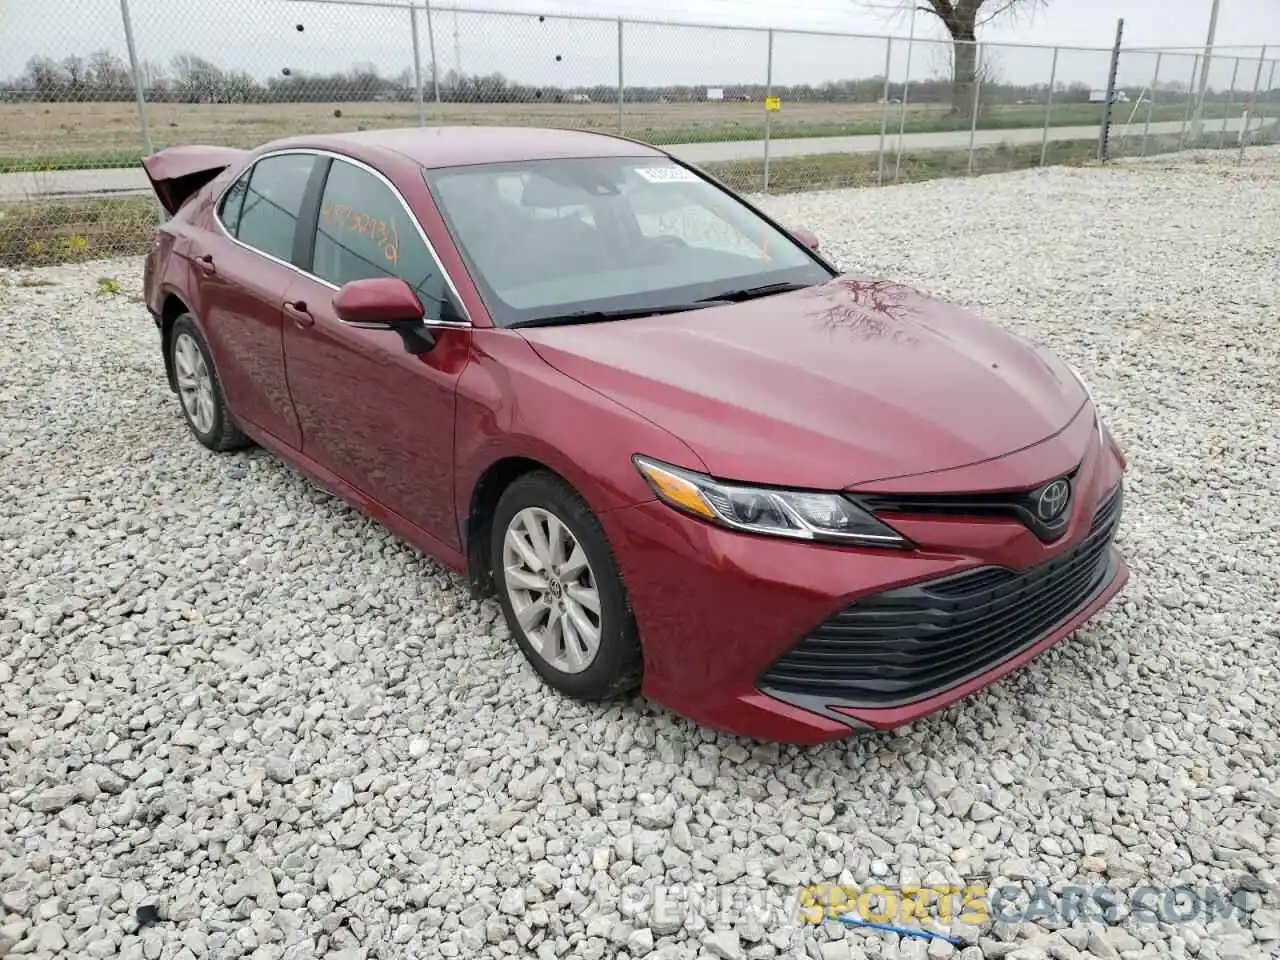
[857,463,1083,543]
[758,484,1123,707]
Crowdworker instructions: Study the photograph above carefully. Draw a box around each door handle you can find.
[284,300,314,327]
[194,254,216,276]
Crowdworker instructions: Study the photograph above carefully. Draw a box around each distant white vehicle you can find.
[1089,89,1130,104]
[706,87,724,102]
[568,93,591,103]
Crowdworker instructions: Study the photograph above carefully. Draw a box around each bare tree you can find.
[171,54,227,103]
[61,55,87,94]
[870,1,1045,116]
[139,59,168,91]
[88,50,128,95]
[25,56,65,98]
[924,36,1005,113]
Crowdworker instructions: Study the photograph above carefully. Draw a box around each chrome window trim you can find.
[211,146,473,328]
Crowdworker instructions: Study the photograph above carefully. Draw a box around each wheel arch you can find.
[464,455,568,597]
[159,291,192,393]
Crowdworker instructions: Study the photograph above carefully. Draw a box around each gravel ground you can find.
[2,147,1278,960]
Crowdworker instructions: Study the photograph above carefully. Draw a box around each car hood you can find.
[518,276,1087,490]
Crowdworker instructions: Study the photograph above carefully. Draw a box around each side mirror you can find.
[791,227,821,253]
[333,277,435,355]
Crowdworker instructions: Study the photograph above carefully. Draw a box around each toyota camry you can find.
[141,126,1129,744]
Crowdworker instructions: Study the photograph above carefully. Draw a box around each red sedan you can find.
[141,126,1129,744]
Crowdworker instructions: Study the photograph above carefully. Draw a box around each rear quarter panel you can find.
[144,165,243,321]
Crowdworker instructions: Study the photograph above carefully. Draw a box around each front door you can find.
[281,157,470,551]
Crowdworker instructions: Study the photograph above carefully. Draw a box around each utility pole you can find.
[893,3,917,181]
[1188,0,1221,143]
[1098,18,1124,162]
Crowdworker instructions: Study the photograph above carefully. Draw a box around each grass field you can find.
[2,98,1267,173]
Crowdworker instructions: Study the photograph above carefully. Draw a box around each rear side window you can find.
[311,159,445,309]
[217,175,249,235]
[233,153,316,263]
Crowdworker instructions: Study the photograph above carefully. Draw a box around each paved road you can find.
[0,117,1250,202]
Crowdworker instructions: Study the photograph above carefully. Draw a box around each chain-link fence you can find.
[1,0,1276,266]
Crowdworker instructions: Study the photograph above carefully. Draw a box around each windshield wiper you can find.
[696,281,813,304]
[510,303,713,329]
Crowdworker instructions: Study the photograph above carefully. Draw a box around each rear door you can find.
[281,155,471,550]
[195,152,322,449]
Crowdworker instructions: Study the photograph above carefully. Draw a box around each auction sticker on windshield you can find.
[635,165,701,184]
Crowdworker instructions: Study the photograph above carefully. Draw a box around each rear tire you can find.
[491,471,642,701]
[168,313,250,452]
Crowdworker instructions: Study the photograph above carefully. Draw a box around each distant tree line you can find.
[1,50,1260,107]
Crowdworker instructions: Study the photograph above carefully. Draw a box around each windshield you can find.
[423,156,834,327]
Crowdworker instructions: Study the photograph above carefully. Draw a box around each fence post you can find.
[118,0,154,158]
[876,38,893,185]
[1264,59,1279,139]
[1140,52,1162,157]
[763,28,774,193]
[617,19,624,136]
[966,43,982,177]
[1098,18,1123,163]
[425,0,441,104]
[1179,55,1200,148]
[1219,56,1240,145]
[1039,47,1059,166]
[1188,0,1221,143]
[893,6,917,182]
[410,5,427,126]
[1238,45,1268,161]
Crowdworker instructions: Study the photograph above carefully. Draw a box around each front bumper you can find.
[601,416,1129,745]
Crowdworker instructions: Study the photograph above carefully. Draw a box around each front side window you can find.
[425,156,833,327]
[311,159,445,311]
[233,153,316,263]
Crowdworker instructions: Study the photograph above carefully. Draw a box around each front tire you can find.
[491,471,642,701]
[168,313,249,452]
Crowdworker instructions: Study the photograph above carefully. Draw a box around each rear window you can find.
[233,153,316,263]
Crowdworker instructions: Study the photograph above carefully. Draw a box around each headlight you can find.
[632,456,910,548]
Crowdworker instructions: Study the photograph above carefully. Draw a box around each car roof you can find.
[262,125,666,170]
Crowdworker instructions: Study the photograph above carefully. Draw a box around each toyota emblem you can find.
[1035,479,1071,522]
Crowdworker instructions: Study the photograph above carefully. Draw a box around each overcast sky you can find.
[4,0,1277,91]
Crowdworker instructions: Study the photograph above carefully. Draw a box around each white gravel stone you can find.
[2,148,1279,960]
[704,929,745,959]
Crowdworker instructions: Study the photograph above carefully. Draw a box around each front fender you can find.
[454,329,709,543]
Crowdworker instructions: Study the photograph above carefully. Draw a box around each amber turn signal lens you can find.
[633,458,717,520]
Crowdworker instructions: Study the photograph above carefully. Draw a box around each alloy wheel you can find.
[173,331,216,435]
[502,506,603,674]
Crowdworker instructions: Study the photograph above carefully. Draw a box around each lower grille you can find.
[758,484,1123,707]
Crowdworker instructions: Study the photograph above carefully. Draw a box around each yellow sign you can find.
[765,96,781,112]
[799,884,990,926]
